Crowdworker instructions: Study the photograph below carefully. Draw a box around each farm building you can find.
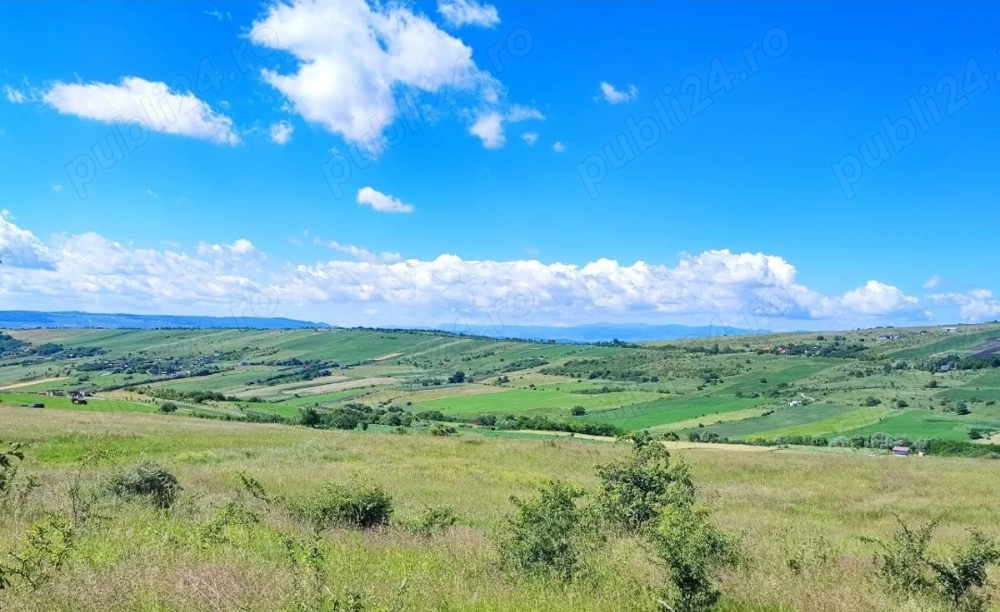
[942,326,958,333]
[892,446,910,457]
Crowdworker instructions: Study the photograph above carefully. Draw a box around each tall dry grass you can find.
[1,406,999,611]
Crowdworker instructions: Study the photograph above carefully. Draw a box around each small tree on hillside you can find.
[654,500,741,612]
[595,442,694,534]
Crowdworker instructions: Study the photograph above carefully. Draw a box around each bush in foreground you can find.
[106,462,181,509]
[865,516,1000,612]
[296,481,393,532]
[405,506,458,536]
[497,480,594,580]
[595,442,694,534]
[653,501,741,612]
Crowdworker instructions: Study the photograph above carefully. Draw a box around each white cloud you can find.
[838,281,920,317]
[469,112,504,148]
[356,186,414,213]
[599,81,638,104]
[552,141,565,152]
[196,238,257,258]
[0,213,976,329]
[4,86,26,104]
[204,8,232,20]
[928,290,1000,323]
[325,240,402,263]
[51,184,63,193]
[521,132,538,146]
[923,275,941,290]
[252,0,500,153]
[145,189,158,198]
[468,105,543,149]
[437,0,500,28]
[41,77,239,145]
[0,214,55,269]
[269,120,294,145]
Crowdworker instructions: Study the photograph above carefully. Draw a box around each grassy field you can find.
[0,393,154,412]
[412,385,662,418]
[1,406,999,612]
[583,396,769,431]
[840,409,1000,441]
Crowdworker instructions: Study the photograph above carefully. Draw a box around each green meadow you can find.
[2,406,999,612]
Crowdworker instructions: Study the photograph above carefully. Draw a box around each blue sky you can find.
[1,0,998,329]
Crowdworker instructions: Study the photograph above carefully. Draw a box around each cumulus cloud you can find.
[252,0,501,153]
[599,81,639,104]
[0,213,976,329]
[51,184,63,193]
[356,186,414,213]
[552,141,565,152]
[468,105,544,149]
[0,213,55,269]
[923,275,942,290]
[521,132,538,146]
[437,0,499,28]
[269,120,294,144]
[41,77,239,145]
[928,290,1000,323]
[4,86,26,104]
[838,280,920,317]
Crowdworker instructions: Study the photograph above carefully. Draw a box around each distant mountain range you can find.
[0,311,330,330]
[436,323,764,343]
[0,311,763,343]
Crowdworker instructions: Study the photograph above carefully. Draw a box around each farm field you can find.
[2,324,1000,448]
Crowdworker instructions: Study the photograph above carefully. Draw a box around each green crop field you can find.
[750,406,895,439]
[839,409,1000,441]
[411,385,661,417]
[585,395,767,430]
[3,322,1000,447]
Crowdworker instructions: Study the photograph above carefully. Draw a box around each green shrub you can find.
[378,412,404,426]
[0,514,75,591]
[595,443,694,533]
[300,406,322,428]
[571,406,586,416]
[406,506,458,536]
[497,480,593,580]
[197,498,263,547]
[106,462,181,509]
[158,401,178,413]
[865,515,1000,612]
[0,440,24,498]
[430,424,458,436]
[653,501,741,612]
[325,407,364,430]
[296,481,393,531]
[477,414,497,426]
